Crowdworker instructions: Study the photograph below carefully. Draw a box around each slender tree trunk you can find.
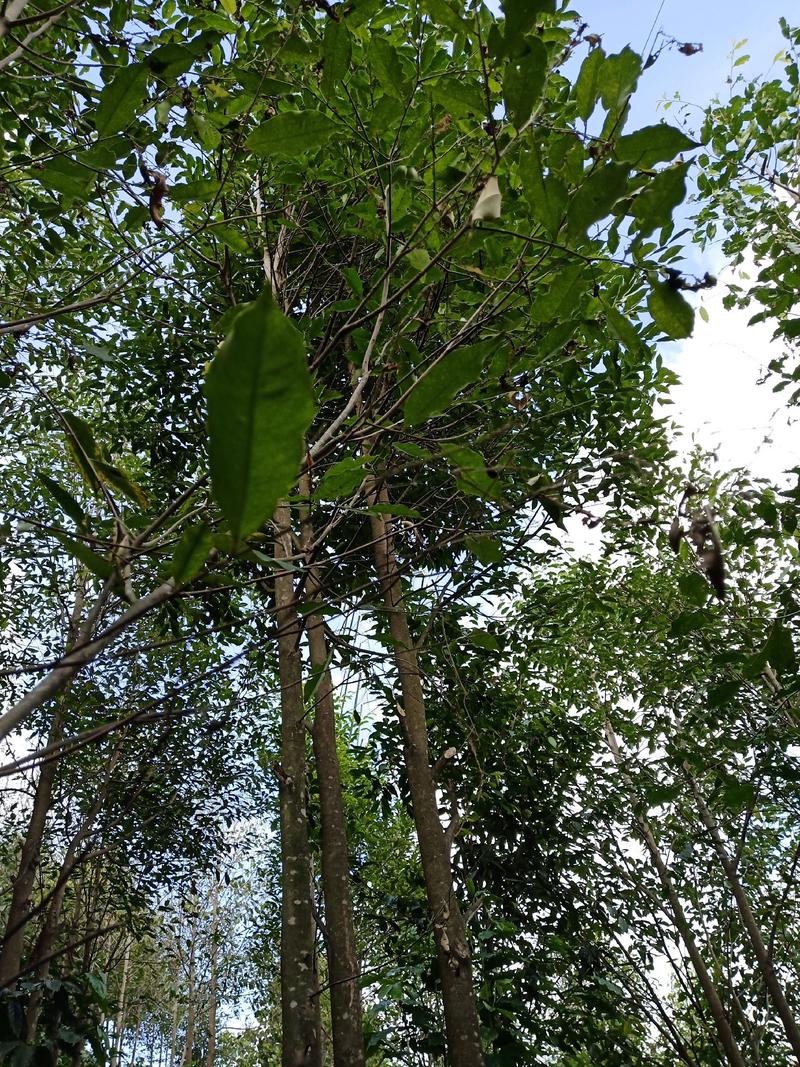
[367,487,483,1067]
[182,929,196,1067]
[0,713,63,987]
[169,997,179,1067]
[206,885,218,1067]
[684,764,800,1062]
[111,942,132,1067]
[274,501,322,1067]
[605,724,746,1067]
[0,575,87,985]
[299,474,365,1067]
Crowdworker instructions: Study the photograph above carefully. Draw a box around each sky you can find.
[576,1,796,484]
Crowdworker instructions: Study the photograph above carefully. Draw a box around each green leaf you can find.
[429,77,484,117]
[359,502,421,518]
[321,19,352,96]
[210,224,250,253]
[502,0,555,51]
[707,680,742,709]
[205,288,316,543]
[678,570,709,607]
[316,456,369,500]
[632,163,689,236]
[616,124,699,167]
[37,472,86,529]
[669,610,705,637]
[504,38,547,127]
[36,157,95,202]
[171,523,213,583]
[464,534,503,564]
[63,412,102,491]
[763,620,797,673]
[648,281,694,339]
[441,444,502,500]
[94,460,148,508]
[519,146,566,235]
[574,47,605,121]
[420,0,467,32]
[247,111,335,156]
[95,63,149,136]
[604,305,643,353]
[531,263,587,323]
[599,47,641,113]
[370,39,408,97]
[567,162,630,240]
[468,628,499,651]
[54,533,114,581]
[404,343,489,426]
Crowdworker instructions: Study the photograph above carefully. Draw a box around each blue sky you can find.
[576,0,789,124]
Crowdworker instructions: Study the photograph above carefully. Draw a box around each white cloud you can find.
[665,262,798,485]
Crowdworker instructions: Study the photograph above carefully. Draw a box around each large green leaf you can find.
[321,19,352,96]
[648,281,694,339]
[519,147,566,235]
[632,163,689,236]
[531,263,587,323]
[599,47,641,113]
[247,111,335,156]
[205,288,316,543]
[316,456,370,501]
[95,63,149,136]
[504,38,547,127]
[171,523,213,583]
[574,47,605,121]
[420,0,467,32]
[404,343,489,426]
[763,620,797,673]
[54,533,114,581]
[567,162,630,240]
[429,77,484,117]
[616,124,699,167]
[37,472,87,529]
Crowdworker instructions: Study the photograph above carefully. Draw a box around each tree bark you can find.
[684,763,800,1062]
[299,476,365,1067]
[367,487,484,1067]
[274,502,322,1067]
[181,929,196,1067]
[206,884,218,1067]
[605,724,746,1067]
[110,942,132,1067]
[0,576,88,985]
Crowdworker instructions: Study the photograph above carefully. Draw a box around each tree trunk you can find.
[169,997,179,1067]
[0,574,87,985]
[684,764,800,1062]
[182,929,196,1067]
[299,475,365,1067]
[605,724,746,1067]
[110,942,132,1067]
[274,501,322,1067]
[367,487,484,1067]
[206,885,218,1067]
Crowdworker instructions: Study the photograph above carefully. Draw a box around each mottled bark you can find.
[367,488,484,1067]
[274,502,321,1067]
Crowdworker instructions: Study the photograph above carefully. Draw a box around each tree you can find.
[2,1,787,1064]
